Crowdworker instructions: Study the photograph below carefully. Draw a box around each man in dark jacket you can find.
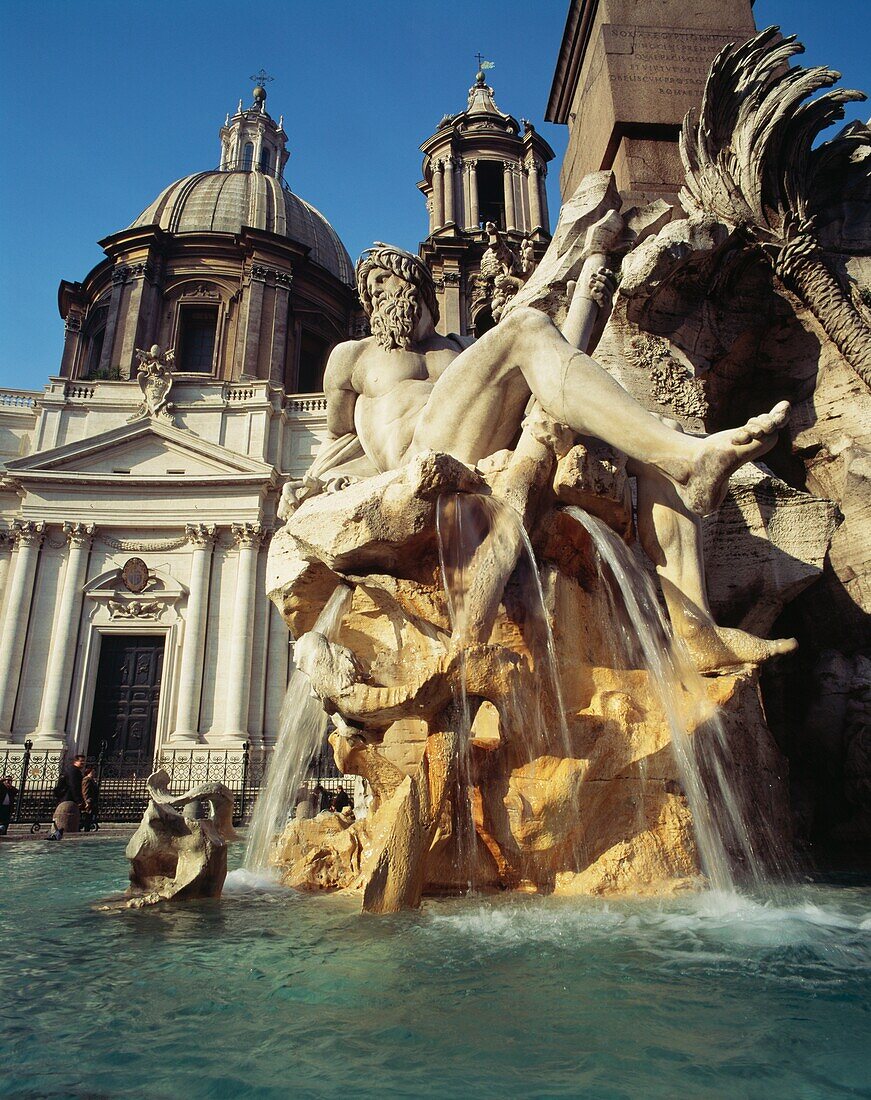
[331,786,351,813]
[80,765,99,831]
[55,754,86,805]
[49,754,86,839]
[0,776,17,834]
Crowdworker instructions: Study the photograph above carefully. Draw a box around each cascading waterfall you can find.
[435,492,577,888]
[244,584,352,871]
[435,493,481,893]
[565,507,781,893]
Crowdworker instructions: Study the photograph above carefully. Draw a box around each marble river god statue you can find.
[265,28,867,912]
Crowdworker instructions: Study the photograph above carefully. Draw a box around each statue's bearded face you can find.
[366,268,421,351]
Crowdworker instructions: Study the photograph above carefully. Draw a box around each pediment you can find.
[5,419,275,482]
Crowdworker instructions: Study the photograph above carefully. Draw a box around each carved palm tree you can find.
[680,26,871,387]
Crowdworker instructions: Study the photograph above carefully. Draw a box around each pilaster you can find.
[528,161,543,231]
[0,522,45,743]
[34,523,94,747]
[462,160,472,229]
[117,257,163,377]
[218,522,265,742]
[60,310,85,378]
[171,524,217,743]
[240,265,267,379]
[99,265,128,376]
[0,529,14,615]
[269,269,293,386]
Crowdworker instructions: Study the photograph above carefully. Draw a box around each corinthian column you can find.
[172,524,217,743]
[0,531,14,611]
[35,523,94,745]
[538,163,550,233]
[432,160,445,229]
[222,523,264,740]
[469,159,479,228]
[443,156,455,225]
[0,522,45,742]
[528,161,543,230]
[503,162,517,230]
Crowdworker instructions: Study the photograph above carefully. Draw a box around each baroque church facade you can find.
[0,74,550,765]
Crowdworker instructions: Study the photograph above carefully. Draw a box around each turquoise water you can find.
[2,839,869,1099]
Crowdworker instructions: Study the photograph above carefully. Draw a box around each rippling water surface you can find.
[2,840,869,1099]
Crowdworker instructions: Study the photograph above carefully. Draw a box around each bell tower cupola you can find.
[418,60,556,337]
[219,70,289,180]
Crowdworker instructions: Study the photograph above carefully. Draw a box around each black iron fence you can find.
[0,742,282,830]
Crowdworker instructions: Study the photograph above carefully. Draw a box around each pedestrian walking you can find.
[50,754,86,839]
[0,775,17,834]
[81,765,100,831]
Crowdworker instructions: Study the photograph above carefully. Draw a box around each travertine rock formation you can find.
[268,451,791,909]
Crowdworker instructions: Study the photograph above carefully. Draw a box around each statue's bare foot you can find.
[678,620,798,674]
[678,402,790,515]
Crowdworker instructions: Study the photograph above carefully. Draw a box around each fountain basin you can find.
[1,839,868,1097]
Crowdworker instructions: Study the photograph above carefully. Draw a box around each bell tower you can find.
[418,65,555,336]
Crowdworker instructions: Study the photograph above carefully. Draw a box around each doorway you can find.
[87,634,165,759]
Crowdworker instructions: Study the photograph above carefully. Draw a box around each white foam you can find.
[422,889,871,972]
[223,867,286,894]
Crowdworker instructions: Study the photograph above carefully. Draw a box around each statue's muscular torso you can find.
[324,333,469,472]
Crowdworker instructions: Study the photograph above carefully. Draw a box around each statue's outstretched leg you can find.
[635,467,798,672]
[414,307,789,518]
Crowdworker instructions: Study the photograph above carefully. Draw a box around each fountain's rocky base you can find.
[266,450,793,905]
[270,667,782,898]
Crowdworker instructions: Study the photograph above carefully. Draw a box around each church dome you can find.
[130,170,354,285]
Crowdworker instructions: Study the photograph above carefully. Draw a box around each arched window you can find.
[86,327,106,378]
[296,329,330,393]
[260,146,272,173]
[176,306,219,373]
[242,142,254,171]
[476,161,505,229]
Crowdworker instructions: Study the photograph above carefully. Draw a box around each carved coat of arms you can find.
[128,345,175,423]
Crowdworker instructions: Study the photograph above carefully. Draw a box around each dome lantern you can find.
[219,72,288,180]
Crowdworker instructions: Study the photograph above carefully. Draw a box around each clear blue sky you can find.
[0,0,867,390]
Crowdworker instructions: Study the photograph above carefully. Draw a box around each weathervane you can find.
[475,53,495,72]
